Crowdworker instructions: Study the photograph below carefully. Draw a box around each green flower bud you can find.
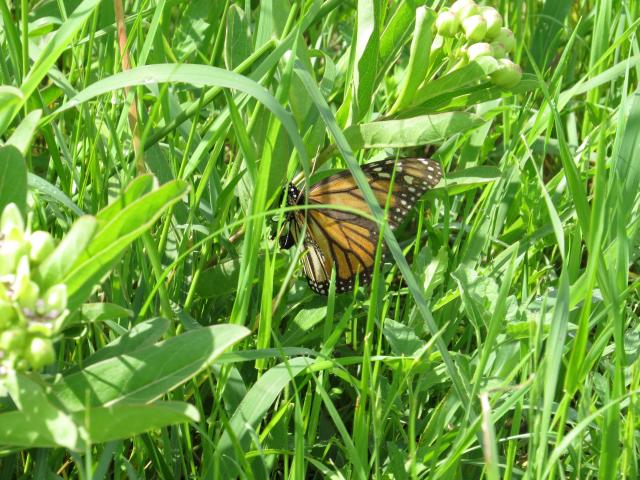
[490,58,522,88]
[0,203,25,239]
[462,14,487,42]
[43,284,67,316]
[0,300,16,328]
[27,319,54,336]
[435,11,459,37]
[17,281,40,312]
[0,328,27,352]
[494,27,515,53]
[13,256,31,300]
[467,42,493,61]
[451,0,479,22]
[490,41,507,59]
[28,231,55,265]
[480,7,503,39]
[25,336,55,369]
[0,240,25,276]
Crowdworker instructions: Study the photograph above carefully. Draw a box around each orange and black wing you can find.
[296,157,442,294]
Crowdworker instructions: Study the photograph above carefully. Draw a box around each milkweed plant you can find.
[0,203,63,373]
[389,0,523,116]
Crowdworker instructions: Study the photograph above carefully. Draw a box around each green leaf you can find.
[0,145,27,217]
[217,356,313,477]
[63,318,170,375]
[440,166,501,195]
[344,112,484,150]
[27,173,84,216]
[0,86,24,137]
[196,258,241,298]
[224,5,252,70]
[412,56,500,108]
[0,0,102,134]
[95,174,154,223]
[37,215,98,290]
[0,373,80,450]
[79,303,134,324]
[392,6,435,112]
[5,110,42,156]
[75,402,200,444]
[63,179,189,310]
[614,86,640,221]
[382,319,424,356]
[352,0,380,121]
[51,64,308,167]
[52,324,250,411]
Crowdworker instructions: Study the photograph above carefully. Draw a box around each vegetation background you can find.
[0,0,639,478]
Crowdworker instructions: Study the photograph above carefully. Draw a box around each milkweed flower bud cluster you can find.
[0,203,64,374]
[436,0,522,88]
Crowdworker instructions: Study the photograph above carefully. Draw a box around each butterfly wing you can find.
[297,157,442,294]
[309,157,442,227]
[289,215,333,294]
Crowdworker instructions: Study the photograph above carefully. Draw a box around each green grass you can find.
[1,0,640,478]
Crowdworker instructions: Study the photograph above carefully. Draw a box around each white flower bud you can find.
[28,231,55,265]
[480,7,503,39]
[0,203,25,239]
[435,11,459,37]
[43,284,67,316]
[493,27,515,53]
[25,336,55,369]
[490,58,523,88]
[462,15,487,42]
[467,42,493,61]
[451,0,479,21]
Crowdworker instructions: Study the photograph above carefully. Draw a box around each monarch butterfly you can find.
[279,157,443,295]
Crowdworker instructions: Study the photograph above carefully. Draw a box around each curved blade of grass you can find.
[50,64,308,165]
[216,356,313,477]
[27,173,84,216]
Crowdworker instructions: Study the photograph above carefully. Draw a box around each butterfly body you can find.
[280,158,442,294]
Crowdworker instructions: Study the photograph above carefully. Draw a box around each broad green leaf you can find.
[344,112,484,150]
[0,145,27,217]
[79,303,134,324]
[63,180,189,309]
[412,56,500,108]
[0,86,24,137]
[76,402,199,444]
[5,110,42,156]
[382,319,424,356]
[36,215,98,290]
[63,318,170,374]
[52,324,250,411]
[196,257,241,298]
[96,174,155,222]
[379,1,415,72]
[0,373,80,450]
